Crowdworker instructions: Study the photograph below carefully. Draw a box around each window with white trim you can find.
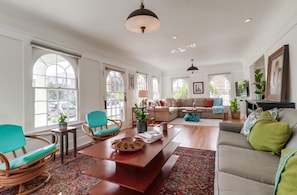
[32,52,78,128]
[209,73,231,105]
[106,70,125,121]
[172,78,188,98]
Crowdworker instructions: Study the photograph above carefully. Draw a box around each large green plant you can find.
[134,104,147,124]
[230,98,240,112]
[254,69,266,95]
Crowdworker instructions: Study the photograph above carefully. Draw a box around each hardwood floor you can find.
[171,125,219,151]
[122,118,245,151]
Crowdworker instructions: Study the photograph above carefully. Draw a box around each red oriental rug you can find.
[0,147,215,195]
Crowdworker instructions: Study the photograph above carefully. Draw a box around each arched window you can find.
[209,74,231,105]
[106,71,125,121]
[172,78,188,99]
[33,53,78,128]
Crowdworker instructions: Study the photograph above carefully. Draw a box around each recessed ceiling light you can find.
[245,18,252,23]
[178,48,186,52]
[170,49,178,54]
[172,36,178,40]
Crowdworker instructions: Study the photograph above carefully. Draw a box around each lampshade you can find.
[187,59,199,73]
[125,1,160,34]
[138,90,148,98]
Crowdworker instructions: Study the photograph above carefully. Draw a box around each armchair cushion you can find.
[94,127,120,137]
[0,144,56,170]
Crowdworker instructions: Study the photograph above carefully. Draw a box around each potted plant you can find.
[253,69,266,100]
[58,114,68,130]
[230,98,240,119]
[134,103,147,133]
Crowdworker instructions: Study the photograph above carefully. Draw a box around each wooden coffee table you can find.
[78,126,181,194]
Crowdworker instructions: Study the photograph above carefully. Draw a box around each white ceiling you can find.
[1,0,297,71]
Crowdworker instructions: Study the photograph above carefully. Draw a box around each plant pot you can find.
[255,94,263,101]
[59,122,68,130]
[231,111,240,119]
[136,122,147,133]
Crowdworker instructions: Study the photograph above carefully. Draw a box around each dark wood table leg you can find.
[65,133,69,155]
[73,130,77,158]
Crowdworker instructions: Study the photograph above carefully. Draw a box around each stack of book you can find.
[136,130,163,143]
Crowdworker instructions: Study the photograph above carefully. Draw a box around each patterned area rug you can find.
[0,147,215,195]
[169,117,222,127]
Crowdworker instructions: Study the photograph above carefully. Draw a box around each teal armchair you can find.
[0,124,58,194]
[81,110,122,142]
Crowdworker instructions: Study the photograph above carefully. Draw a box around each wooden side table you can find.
[51,126,77,163]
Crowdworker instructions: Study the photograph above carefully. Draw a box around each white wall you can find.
[244,15,297,103]
[0,27,162,151]
[162,62,244,99]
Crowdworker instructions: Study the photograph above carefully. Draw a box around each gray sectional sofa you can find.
[215,108,297,195]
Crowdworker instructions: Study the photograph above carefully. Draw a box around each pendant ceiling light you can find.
[187,59,199,73]
[125,0,160,34]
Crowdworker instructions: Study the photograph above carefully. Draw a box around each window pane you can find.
[48,89,58,101]
[35,101,46,114]
[33,59,46,75]
[35,89,46,101]
[33,75,46,87]
[35,114,47,128]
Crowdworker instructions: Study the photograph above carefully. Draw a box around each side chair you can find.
[0,124,58,194]
[81,110,122,142]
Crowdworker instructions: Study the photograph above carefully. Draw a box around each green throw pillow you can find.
[274,148,297,195]
[248,111,291,155]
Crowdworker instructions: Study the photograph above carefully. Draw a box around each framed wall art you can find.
[265,45,289,101]
[193,82,204,94]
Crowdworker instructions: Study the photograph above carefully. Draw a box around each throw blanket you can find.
[212,106,224,114]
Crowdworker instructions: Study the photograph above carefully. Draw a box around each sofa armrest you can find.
[154,106,170,112]
[219,122,243,133]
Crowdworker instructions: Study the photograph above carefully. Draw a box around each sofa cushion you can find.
[248,112,291,155]
[180,98,193,107]
[203,98,213,107]
[171,99,181,107]
[274,148,297,195]
[218,145,279,185]
[278,108,297,128]
[194,98,205,107]
[217,130,253,149]
[165,98,174,107]
[217,172,274,195]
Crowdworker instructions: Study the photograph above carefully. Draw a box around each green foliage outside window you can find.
[210,82,219,96]
[173,83,188,99]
